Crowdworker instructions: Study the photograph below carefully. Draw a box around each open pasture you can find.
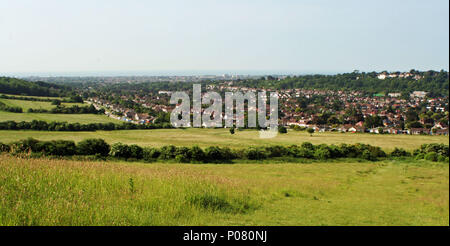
[0,155,447,226]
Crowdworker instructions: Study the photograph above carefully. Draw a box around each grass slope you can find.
[0,155,447,226]
[0,111,120,124]
[0,128,447,151]
[0,98,84,111]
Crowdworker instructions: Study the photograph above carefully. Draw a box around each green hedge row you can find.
[412,144,449,162]
[0,120,173,131]
[1,138,448,163]
[0,101,23,113]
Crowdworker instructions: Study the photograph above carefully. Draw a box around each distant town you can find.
[77,70,449,136]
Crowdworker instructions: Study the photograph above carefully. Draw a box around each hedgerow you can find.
[1,138,447,164]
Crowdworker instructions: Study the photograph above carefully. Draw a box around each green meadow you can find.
[0,93,67,100]
[0,128,447,151]
[0,111,120,124]
[0,98,84,111]
[0,155,447,226]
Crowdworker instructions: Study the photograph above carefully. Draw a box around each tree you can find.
[77,138,110,156]
[51,99,61,106]
[307,128,315,136]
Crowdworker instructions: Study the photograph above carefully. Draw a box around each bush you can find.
[415,153,425,160]
[265,145,288,158]
[174,147,192,163]
[285,145,313,158]
[414,144,449,158]
[314,145,332,160]
[278,126,287,134]
[368,146,386,158]
[361,150,376,161]
[328,145,344,158]
[390,148,411,157]
[159,145,177,160]
[301,142,315,151]
[424,152,438,162]
[10,138,40,153]
[77,138,110,156]
[37,140,76,156]
[338,144,358,158]
[129,144,143,159]
[0,142,10,153]
[190,146,205,162]
[143,147,160,161]
[109,142,131,158]
[204,146,234,162]
[245,147,267,160]
[437,155,448,163]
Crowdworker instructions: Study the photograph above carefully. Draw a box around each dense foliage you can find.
[4,138,446,163]
[0,120,174,131]
[0,101,22,113]
[413,143,449,162]
[0,94,79,103]
[232,70,449,97]
[27,104,103,114]
[0,77,73,97]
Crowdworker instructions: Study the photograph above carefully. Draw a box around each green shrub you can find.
[301,142,315,151]
[10,138,40,153]
[390,148,411,157]
[0,142,10,153]
[278,126,287,134]
[38,140,76,156]
[414,144,449,158]
[77,138,110,156]
[265,145,288,158]
[415,153,425,160]
[204,146,234,162]
[174,147,192,163]
[129,144,143,159]
[314,145,332,160]
[245,147,267,160]
[159,145,177,160]
[437,155,448,163]
[109,142,131,158]
[142,147,160,161]
[190,146,205,162]
[424,152,438,162]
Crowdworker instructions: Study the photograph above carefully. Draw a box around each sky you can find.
[0,0,448,76]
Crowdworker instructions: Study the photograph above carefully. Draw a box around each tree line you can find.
[0,94,82,103]
[0,138,448,163]
[0,77,73,97]
[0,120,173,131]
[27,104,104,114]
[0,101,23,113]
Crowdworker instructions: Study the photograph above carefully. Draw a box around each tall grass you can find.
[0,154,448,226]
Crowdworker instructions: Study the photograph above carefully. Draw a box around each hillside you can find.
[0,77,73,97]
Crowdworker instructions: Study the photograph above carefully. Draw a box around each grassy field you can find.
[0,111,120,124]
[0,128,447,151]
[0,154,447,226]
[0,98,84,111]
[0,93,66,100]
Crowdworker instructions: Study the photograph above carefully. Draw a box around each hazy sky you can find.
[0,0,448,76]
